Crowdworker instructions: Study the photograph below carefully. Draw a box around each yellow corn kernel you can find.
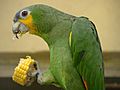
[20,64,29,71]
[21,75,27,80]
[15,68,27,75]
[12,56,36,86]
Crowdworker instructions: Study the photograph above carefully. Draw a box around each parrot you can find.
[12,4,105,90]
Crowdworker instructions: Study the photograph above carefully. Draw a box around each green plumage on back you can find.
[71,17,105,90]
[12,4,105,90]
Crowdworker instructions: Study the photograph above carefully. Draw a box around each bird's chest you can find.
[49,46,73,84]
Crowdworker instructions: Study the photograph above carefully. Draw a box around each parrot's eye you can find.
[20,10,30,19]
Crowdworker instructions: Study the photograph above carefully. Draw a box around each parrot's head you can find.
[12,4,57,39]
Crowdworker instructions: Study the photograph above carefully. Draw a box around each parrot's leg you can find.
[26,61,59,86]
[25,61,60,86]
[37,69,60,87]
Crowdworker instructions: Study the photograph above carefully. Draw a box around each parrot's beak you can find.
[12,22,29,39]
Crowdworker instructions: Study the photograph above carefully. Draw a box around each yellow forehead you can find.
[19,15,36,34]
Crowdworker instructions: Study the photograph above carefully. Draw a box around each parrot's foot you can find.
[37,74,61,87]
[36,70,60,87]
[37,72,49,85]
[12,56,41,86]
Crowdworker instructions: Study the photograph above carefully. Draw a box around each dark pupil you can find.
[22,11,28,17]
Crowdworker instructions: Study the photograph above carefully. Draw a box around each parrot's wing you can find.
[70,17,105,90]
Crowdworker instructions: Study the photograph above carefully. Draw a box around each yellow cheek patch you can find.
[19,15,36,34]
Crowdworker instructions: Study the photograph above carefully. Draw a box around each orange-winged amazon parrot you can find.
[12,4,105,90]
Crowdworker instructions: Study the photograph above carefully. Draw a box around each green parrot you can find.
[12,4,105,90]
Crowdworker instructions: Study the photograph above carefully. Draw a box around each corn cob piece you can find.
[12,56,37,86]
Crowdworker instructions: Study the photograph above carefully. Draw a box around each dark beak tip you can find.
[16,35,19,39]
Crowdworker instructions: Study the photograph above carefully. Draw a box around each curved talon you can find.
[12,56,40,86]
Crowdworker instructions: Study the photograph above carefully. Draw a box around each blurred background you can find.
[0,0,120,90]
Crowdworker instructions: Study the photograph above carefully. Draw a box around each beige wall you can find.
[0,0,120,52]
